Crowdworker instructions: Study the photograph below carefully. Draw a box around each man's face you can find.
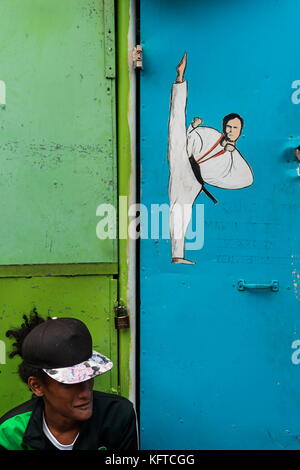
[225,117,242,142]
[39,376,94,422]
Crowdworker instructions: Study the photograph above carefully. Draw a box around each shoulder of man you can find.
[0,397,38,450]
[93,390,135,416]
[91,391,138,450]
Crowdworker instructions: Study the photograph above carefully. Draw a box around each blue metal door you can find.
[140,0,300,450]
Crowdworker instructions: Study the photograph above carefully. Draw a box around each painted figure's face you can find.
[225,118,242,142]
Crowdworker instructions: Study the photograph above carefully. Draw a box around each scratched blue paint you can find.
[140,0,300,450]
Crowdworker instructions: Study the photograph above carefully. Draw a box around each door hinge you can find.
[133,45,143,70]
[114,303,130,329]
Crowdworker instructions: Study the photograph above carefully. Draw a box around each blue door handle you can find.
[237,280,279,292]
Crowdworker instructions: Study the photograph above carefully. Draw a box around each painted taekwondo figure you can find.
[0,310,138,450]
[168,53,253,264]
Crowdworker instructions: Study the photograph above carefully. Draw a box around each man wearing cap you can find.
[0,310,138,451]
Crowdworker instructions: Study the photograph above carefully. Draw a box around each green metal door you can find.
[0,0,117,264]
[0,0,120,416]
[0,275,118,416]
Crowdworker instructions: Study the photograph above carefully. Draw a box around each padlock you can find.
[114,305,130,330]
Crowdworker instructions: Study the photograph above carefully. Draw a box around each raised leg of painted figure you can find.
[168,54,201,264]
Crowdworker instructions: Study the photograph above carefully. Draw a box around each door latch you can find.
[237,280,279,292]
[114,304,130,329]
[133,45,143,69]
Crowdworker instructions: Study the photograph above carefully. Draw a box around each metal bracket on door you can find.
[133,45,143,69]
[237,280,279,292]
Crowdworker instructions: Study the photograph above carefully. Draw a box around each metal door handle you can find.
[237,280,279,292]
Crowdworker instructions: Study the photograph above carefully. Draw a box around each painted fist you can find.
[192,117,203,128]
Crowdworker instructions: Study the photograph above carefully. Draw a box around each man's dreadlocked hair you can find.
[6,308,50,387]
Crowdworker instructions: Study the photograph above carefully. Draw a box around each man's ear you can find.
[28,376,45,397]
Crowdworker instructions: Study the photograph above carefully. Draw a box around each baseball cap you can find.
[21,317,113,384]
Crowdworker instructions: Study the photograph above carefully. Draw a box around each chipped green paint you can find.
[0,0,117,265]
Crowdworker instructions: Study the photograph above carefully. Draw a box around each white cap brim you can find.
[43,351,113,384]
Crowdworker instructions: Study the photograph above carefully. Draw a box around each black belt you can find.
[189,156,218,204]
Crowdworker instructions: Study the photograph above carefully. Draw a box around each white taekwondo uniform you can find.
[168,80,253,259]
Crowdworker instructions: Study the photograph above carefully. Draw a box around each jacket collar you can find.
[22,398,49,450]
[22,393,102,450]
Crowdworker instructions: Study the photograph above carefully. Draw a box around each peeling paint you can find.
[0,341,6,364]
[0,80,6,105]
[291,255,300,301]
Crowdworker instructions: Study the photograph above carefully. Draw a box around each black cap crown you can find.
[22,318,92,369]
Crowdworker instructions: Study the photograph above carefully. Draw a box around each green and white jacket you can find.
[0,391,138,451]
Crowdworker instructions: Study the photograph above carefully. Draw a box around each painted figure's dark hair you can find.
[6,308,50,386]
[223,113,244,135]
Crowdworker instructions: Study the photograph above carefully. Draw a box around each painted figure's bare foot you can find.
[176,53,187,83]
[172,258,196,265]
